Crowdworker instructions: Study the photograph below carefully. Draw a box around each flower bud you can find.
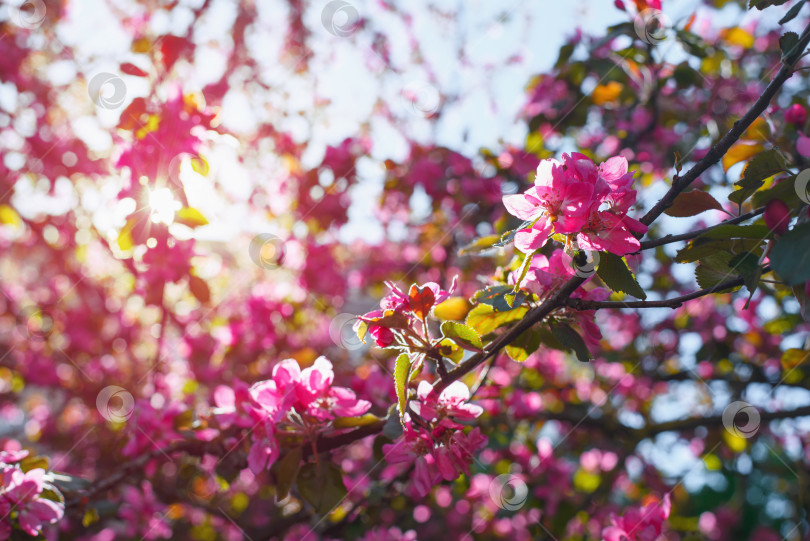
[369,326,395,348]
[764,199,790,236]
[786,103,807,126]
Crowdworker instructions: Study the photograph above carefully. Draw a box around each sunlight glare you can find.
[149,188,181,225]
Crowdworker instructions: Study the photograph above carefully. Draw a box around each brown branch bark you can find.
[638,207,766,251]
[565,267,769,311]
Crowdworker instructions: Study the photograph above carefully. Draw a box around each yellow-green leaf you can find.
[117,218,136,251]
[394,353,410,418]
[190,156,209,176]
[722,142,764,172]
[466,304,528,336]
[0,204,22,228]
[433,297,471,321]
[333,414,382,428]
[440,321,483,352]
[175,207,209,228]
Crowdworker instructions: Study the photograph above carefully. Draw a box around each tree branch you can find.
[565,267,769,310]
[433,275,585,393]
[638,207,766,251]
[640,21,810,227]
[644,404,810,437]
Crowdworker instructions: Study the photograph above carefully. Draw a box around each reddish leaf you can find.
[665,189,724,217]
[408,285,435,320]
[189,275,211,304]
[117,97,148,131]
[120,62,148,77]
[159,35,192,71]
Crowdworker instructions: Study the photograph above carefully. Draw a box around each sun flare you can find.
[148,187,181,225]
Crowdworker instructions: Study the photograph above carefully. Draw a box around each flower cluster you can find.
[357,278,457,348]
[217,357,372,475]
[602,494,671,541]
[0,448,64,540]
[383,381,487,497]
[503,153,647,256]
[119,481,172,540]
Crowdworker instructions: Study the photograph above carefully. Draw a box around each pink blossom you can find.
[412,381,483,421]
[764,199,790,235]
[369,325,395,347]
[798,133,810,157]
[358,527,418,541]
[503,154,646,257]
[357,278,458,347]
[245,357,371,474]
[0,466,64,539]
[603,494,671,541]
[119,482,172,540]
[786,103,807,125]
[383,381,486,497]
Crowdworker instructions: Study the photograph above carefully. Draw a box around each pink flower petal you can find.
[514,221,552,254]
[502,194,541,221]
[798,133,810,157]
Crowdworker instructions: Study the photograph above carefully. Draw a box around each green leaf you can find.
[555,42,576,69]
[596,252,647,299]
[333,414,383,428]
[780,31,800,60]
[382,406,404,440]
[695,252,740,290]
[729,149,787,205]
[494,220,534,248]
[473,285,526,312]
[465,304,528,336]
[749,0,789,10]
[394,353,410,418]
[82,507,100,527]
[791,282,810,321]
[780,0,806,24]
[512,253,535,293]
[505,328,542,362]
[41,483,64,505]
[275,448,302,502]
[673,62,703,89]
[729,252,763,308]
[676,30,708,58]
[665,190,724,217]
[675,239,764,263]
[441,321,483,352]
[459,234,501,255]
[676,239,728,263]
[752,175,803,207]
[20,455,49,473]
[437,338,464,363]
[770,223,810,285]
[49,472,91,492]
[550,322,591,362]
[296,463,347,514]
[354,319,368,343]
[699,223,772,240]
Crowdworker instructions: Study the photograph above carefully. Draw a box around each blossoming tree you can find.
[1,0,810,539]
